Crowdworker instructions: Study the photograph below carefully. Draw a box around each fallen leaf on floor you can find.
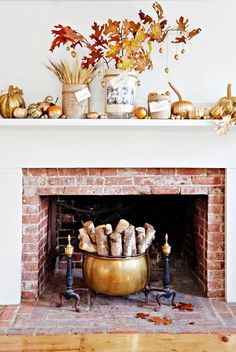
[189,321,195,325]
[149,315,173,325]
[136,313,149,319]
[173,302,194,311]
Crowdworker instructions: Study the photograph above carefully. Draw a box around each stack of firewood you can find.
[78,219,156,257]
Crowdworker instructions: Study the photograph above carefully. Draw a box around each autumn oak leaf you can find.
[50,25,84,52]
[139,10,153,24]
[136,313,149,319]
[172,36,187,44]
[173,302,194,311]
[149,315,173,325]
[188,28,202,40]
[176,16,189,32]
[152,2,164,20]
[104,19,120,36]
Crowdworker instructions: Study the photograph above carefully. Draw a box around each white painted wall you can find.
[0,0,235,113]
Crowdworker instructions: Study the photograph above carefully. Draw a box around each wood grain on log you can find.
[124,225,136,256]
[115,219,129,234]
[144,223,156,250]
[95,225,109,256]
[110,232,122,256]
[136,227,146,254]
[83,221,96,244]
[78,228,97,253]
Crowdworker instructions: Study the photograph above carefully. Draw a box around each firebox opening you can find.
[46,194,208,296]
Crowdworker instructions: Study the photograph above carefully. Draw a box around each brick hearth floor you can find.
[1,268,236,335]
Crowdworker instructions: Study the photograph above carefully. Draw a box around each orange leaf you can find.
[50,25,84,52]
[152,2,164,20]
[188,28,202,40]
[173,302,194,311]
[149,315,172,325]
[104,19,120,36]
[136,313,149,319]
[176,16,189,32]
[123,20,140,36]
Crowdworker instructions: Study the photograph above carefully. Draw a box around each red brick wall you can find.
[22,168,225,300]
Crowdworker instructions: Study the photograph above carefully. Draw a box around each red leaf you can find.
[90,22,107,48]
[50,25,84,52]
[173,302,194,311]
[139,10,153,24]
[171,36,187,44]
[136,313,149,319]
[149,315,172,325]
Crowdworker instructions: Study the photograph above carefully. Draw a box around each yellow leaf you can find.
[106,43,120,58]
[118,56,134,71]
[149,22,162,41]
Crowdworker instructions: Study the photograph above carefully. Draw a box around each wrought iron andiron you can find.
[58,235,81,312]
[145,234,176,310]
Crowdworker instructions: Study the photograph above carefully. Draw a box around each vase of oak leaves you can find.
[49,2,201,118]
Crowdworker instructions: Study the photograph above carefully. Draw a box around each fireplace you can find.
[0,119,235,305]
[22,167,225,300]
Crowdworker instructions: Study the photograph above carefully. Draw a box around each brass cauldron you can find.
[83,252,150,296]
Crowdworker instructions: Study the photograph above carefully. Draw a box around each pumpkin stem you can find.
[8,85,14,96]
[227,83,232,99]
[168,82,182,101]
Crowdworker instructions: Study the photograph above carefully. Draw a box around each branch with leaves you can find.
[49,2,201,73]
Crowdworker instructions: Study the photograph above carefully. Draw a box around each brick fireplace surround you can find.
[22,167,225,300]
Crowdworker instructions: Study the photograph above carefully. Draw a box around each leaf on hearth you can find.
[152,2,164,20]
[171,36,187,44]
[173,302,194,311]
[136,313,149,319]
[176,16,189,32]
[139,10,153,24]
[50,25,84,52]
[187,28,202,40]
[149,315,173,325]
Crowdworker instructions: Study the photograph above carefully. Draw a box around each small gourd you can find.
[13,107,28,118]
[27,103,43,118]
[38,96,54,113]
[48,105,63,119]
[210,84,235,118]
[0,85,25,118]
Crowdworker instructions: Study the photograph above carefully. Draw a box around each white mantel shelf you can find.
[0,118,236,169]
[0,118,220,127]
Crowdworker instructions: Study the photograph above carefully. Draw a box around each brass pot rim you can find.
[81,250,149,261]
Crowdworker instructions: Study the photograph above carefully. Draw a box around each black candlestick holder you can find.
[58,235,90,312]
[144,234,176,311]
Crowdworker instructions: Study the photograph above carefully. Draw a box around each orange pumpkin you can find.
[134,106,147,119]
[48,105,63,119]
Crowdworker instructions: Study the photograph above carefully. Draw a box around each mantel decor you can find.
[49,2,201,117]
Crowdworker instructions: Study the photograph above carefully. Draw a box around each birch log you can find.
[115,219,129,234]
[78,228,96,253]
[123,225,136,256]
[105,223,113,235]
[110,232,122,256]
[83,220,96,244]
[144,223,156,250]
[136,227,146,254]
[95,225,109,256]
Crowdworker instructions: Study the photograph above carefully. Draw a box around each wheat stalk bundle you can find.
[45,59,97,84]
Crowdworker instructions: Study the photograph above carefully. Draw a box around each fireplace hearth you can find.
[21,167,225,301]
